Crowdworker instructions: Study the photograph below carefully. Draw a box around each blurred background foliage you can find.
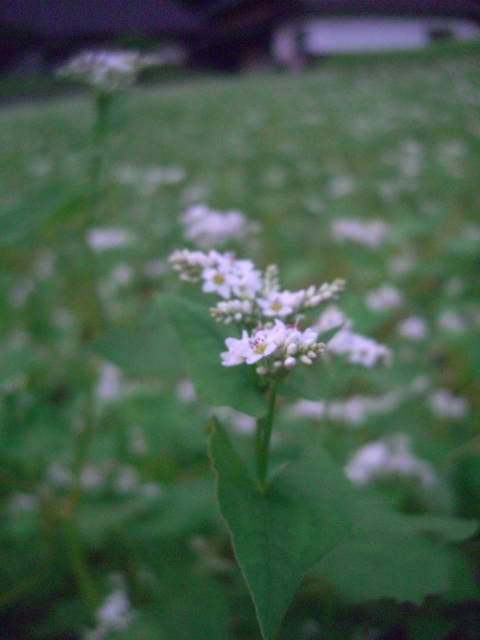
[0,39,480,639]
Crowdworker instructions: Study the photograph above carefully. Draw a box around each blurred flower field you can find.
[1,42,480,639]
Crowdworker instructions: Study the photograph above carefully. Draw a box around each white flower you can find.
[86,587,133,640]
[428,389,468,420]
[397,316,429,340]
[176,378,197,404]
[57,49,143,92]
[244,326,278,364]
[221,319,323,373]
[169,248,214,282]
[96,363,123,401]
[181,204,260,249]
[257,290,299,317]
[437,309,466,334]
[314,305,346,335]
[221,331,252,366]
[331,219,390,248]
[365,284,403,312]
[327,322,391,367]
[289,399,326,420]
[202,263,235,299]
[345,435,437,490]
[213,407,256,434]
[230,259,263,298]
[87,228,136,252]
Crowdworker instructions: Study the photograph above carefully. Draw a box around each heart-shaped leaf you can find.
[209,418,358,639]
[158,294,266,417]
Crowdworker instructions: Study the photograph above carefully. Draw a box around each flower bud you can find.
[286,343,298,356]
[284,356,297,370]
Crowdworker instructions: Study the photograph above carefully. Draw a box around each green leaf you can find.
[316,526,452,603]
[90,323,184,378]
[313,510,478,604]
[209,418,358,640]
[158,294,266,417]
[392,514,478,543]
[0,183,77,245]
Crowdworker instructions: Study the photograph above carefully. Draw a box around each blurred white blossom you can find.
[345,435,437,490]
[180,204,260,249]
[397,316,429,340]
[437,309,467,334]
[86,587,133,640]
[428,389,469,420]
[87,228,136,252]
[331,219,390,248]
[57,49,154,93]
[366,284,403,312]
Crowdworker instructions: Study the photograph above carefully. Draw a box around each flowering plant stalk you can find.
[170,248,345,489]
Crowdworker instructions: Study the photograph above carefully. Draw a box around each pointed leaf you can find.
[316,527,451,603]
[158,294,266,417]
[209,418,357,640]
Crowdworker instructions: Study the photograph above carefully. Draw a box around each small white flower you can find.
[57,49,144,93]
[181,204,260,249]
[314,305,346,335]
[331,219,390,248]
[257,290,298,317]
[327,323,391,367]
[366,284,403,312]
[244,326,278,364]
[176,378,197,404]
[221,331,251,366]
[289,399,325,420]
[87,228,136,252]
[437,309,466,334]
[397,316,429,340]
[202,264,234,299]
[345,435,437,490]
[428,389,468,420]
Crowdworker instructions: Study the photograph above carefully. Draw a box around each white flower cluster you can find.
[345,435,438,490]
[428,388,469,421]
[181,204,260,249]
[169,249,345,328]
[365,284,403,312]
[169,249,345,375]
[57,50,152,93]
[314,305,391,368]
[331,218,390,249]
[86,587,133,640]
[221,319,323,375]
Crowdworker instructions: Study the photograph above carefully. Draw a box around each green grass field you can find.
[1,41,480,639]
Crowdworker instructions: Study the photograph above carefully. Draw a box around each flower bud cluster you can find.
[169,249,344,326]
[169,249,213,282]
[221,319,324,375]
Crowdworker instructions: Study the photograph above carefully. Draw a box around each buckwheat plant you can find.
[170,248,345,488]
[57,49,157,195]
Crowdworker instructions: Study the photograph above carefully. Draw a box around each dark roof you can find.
[0,0,204,37]
[300,0,480,18]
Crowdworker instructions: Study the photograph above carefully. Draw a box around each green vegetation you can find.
[1,41,480,639]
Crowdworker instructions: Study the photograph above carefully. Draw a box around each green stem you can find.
[256,376,280,491]
[64,518,99,613]
[90,92,112,200]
